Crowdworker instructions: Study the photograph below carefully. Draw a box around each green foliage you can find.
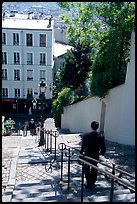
[90,28,131,98]
[52,88,73,127]
[52,67,63,99]
[4,118,16,135]
[58,2,135,99]
[59,42,93,91]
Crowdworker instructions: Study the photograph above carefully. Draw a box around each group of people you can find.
[21,118,36,136]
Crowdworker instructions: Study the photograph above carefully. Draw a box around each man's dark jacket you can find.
[80,131,106,160]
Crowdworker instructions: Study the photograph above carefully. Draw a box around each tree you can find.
[58,2,135,98]
[59,41,93,91]
[52,87,73,127]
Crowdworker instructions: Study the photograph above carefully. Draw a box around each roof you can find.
[53,42,73,58]
[2,14,53,30]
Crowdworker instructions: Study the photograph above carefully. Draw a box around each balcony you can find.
[14,77,20,81]
[2,77,8,80]
[27,77,33,81]
[40,61,46,65]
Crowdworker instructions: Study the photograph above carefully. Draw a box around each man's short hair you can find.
[91,121,99,131]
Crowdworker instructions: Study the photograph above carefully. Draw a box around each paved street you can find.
[2,118,135,202]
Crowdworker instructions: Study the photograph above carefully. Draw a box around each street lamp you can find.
[39,80,47,116]
[32,98,37,122]
[38,80,47,146]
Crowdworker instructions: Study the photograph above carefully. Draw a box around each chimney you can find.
[49,15,53,27]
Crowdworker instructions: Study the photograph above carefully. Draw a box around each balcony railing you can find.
[2,77,8,80]
[27,77,33,81]
[14,77,20,81]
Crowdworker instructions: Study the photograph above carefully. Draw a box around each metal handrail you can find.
[78,156,135,192]
[80,154,135,179]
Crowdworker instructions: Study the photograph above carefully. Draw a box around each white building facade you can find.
[2,14,54,114]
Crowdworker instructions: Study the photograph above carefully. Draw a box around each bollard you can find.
[110,163,115,202]
[58,143,66,181]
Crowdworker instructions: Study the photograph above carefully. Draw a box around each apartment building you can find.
[2,14,54,114]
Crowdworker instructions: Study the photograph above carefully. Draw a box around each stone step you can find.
[87,188,135,202]
[11,180,80,202]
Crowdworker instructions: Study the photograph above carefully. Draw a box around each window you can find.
[2,52,7,64]
[26,33,33,46]
[2,33,6,45]
[27,53,33,65]
[14,89,20,97]
[2,69,8,80]
[40,34,46,47]
[2,88,8,97]
[40,53,46,65]
[13,33,19,45]
[27,88,33,98]
[40,70,46,81]
[14,52,20,64]
[14,69,20,80]
[27,70,33,80]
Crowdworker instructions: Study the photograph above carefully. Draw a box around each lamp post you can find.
[39,80,47,117]
[32,98,37,122]
[38,80,47,146]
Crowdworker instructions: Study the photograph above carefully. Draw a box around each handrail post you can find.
[54,131,57,160]
[44,130,47,150]
[52,130,59,161]
[58,143,66,182]
[67,148,71,190]
[50,129,52,153]
[47,130,49,151]
[110,163,115,202]
[60,145,63,181]
[65,148,74,190]
[81,162,84,202]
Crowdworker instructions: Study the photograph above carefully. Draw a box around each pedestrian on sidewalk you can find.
[23,121,29,136]
[29,118,36,136]
[79,121,106,189]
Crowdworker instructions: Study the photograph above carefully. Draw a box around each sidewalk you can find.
[2,122,135,202]
[2,133,82,202]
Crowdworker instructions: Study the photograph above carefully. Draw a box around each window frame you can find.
[14,69,20,81]
[14,52,20,64]
[26,33,33,46]
[40,70,46,81]
[14,88,20,98]
[40,53,46,65]
[27,69,33,81]
[40,34,46,47]
[13,33,19,46]
[2,33,6,45]
[2,88,8,97]
[2,52,7,64]
[27,53,33,65]
[2,69,8,80]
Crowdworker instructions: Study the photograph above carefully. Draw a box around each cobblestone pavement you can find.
[104,140,135,175]
[2,128,135,202]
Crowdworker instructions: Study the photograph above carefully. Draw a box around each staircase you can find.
[55,154,135,202]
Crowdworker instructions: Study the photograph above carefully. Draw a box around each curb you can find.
[2,141,21,202]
